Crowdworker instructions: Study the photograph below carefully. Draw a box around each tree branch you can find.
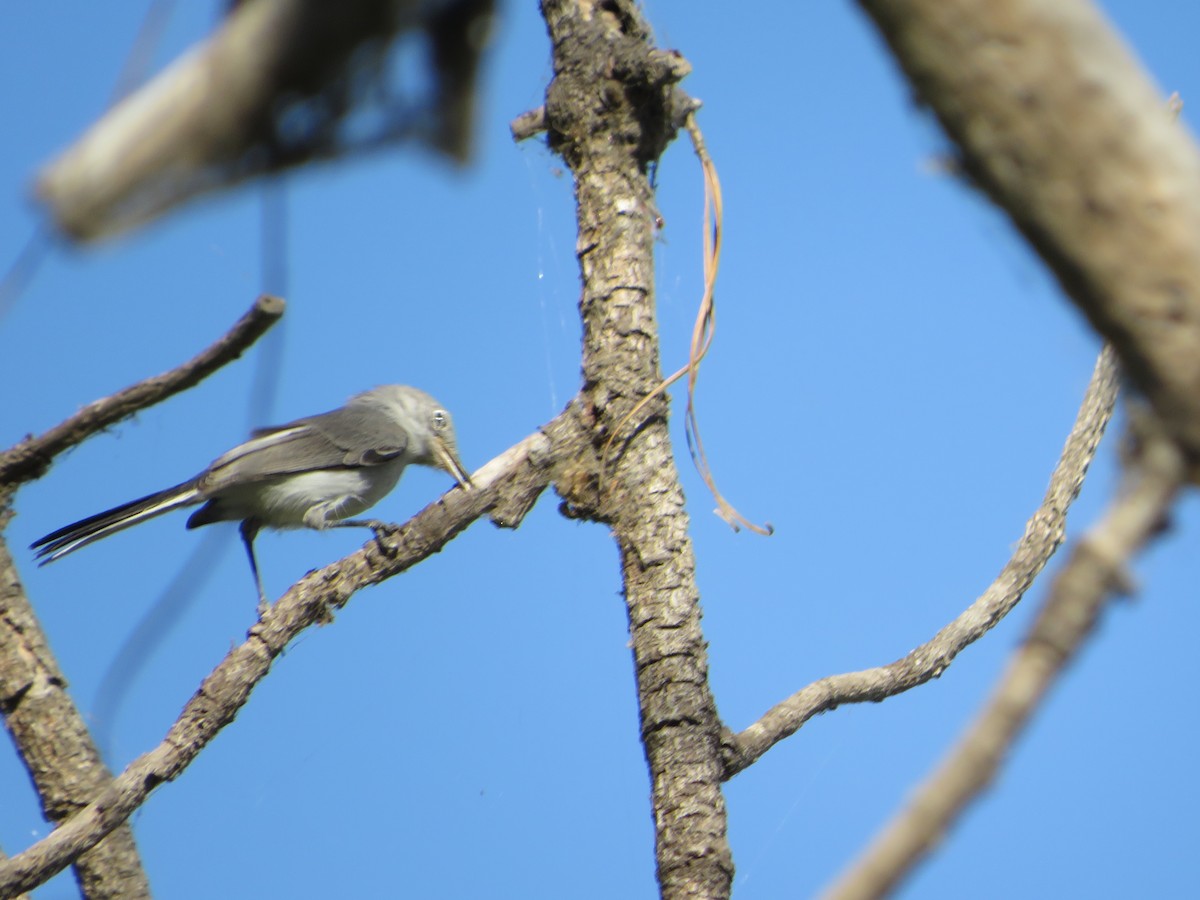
[0,519,150,900]
[538,1,729,897]
[0,416,574,897]
[855,0,1200,467]
[821,417,1184,900]
[0,293,284,487]
[724,345,1118,775]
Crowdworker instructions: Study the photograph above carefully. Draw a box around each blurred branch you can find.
[821,417,1184,900]
[0,413,579,896]
[724,345,1118,775]
[0,294,284,488]
[36,0,493,241]
[855,0,1200,468]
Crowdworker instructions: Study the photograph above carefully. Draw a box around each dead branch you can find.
[0,294,284,899]
[0,294,284,487]
[538,1,730,897]
[36,0,493,241]
[725,344,1118,775]
[821,416,1184,900]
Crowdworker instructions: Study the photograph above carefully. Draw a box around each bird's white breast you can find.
[221,460,408,529]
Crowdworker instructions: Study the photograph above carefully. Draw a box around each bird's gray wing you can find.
[200,406,410,491]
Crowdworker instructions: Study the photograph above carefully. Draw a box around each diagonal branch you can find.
[724,345,1118,776]
[821,418,1185,900]
[0,293,284,487]
[0,413,578,898]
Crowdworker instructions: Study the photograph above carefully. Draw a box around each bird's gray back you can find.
[199,404,413,495]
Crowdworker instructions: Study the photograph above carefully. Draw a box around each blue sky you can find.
[2,2,1199,897]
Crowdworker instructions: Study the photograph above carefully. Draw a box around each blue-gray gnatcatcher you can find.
[32,385,471,612]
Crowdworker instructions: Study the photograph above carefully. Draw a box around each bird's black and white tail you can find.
[31,481,202,564]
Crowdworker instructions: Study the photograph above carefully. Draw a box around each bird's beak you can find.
[434,438,473,489]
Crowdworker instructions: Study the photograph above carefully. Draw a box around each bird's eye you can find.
[432,410,449,431]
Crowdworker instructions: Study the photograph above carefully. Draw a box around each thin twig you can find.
[821,416,1184,900]
[725,345,1119,775]
[0,294,285,487]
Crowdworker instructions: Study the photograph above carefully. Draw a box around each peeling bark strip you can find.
[856,0,1200,466]
[539,2,732,897]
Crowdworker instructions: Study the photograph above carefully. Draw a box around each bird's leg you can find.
[239,519,269,617]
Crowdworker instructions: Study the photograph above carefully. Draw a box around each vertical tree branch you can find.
[538,1,729,897]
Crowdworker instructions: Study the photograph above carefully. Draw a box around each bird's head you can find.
[355,385,472,489]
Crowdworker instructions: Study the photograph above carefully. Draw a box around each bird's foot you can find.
[337,518,397,555]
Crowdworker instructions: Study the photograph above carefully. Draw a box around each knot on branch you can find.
[542,0,692,170]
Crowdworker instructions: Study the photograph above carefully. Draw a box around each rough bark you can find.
[539,1,732,897]
[0,522,150,900]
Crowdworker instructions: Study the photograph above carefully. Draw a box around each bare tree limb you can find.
[724,344,1118,776]
[855,0,1200,466]
[821,418,1184,900]
[0,294,284,487]
[538,1,730,897]
[0,518,150,900]
[35,0,493,241]
[0,418,572,897]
